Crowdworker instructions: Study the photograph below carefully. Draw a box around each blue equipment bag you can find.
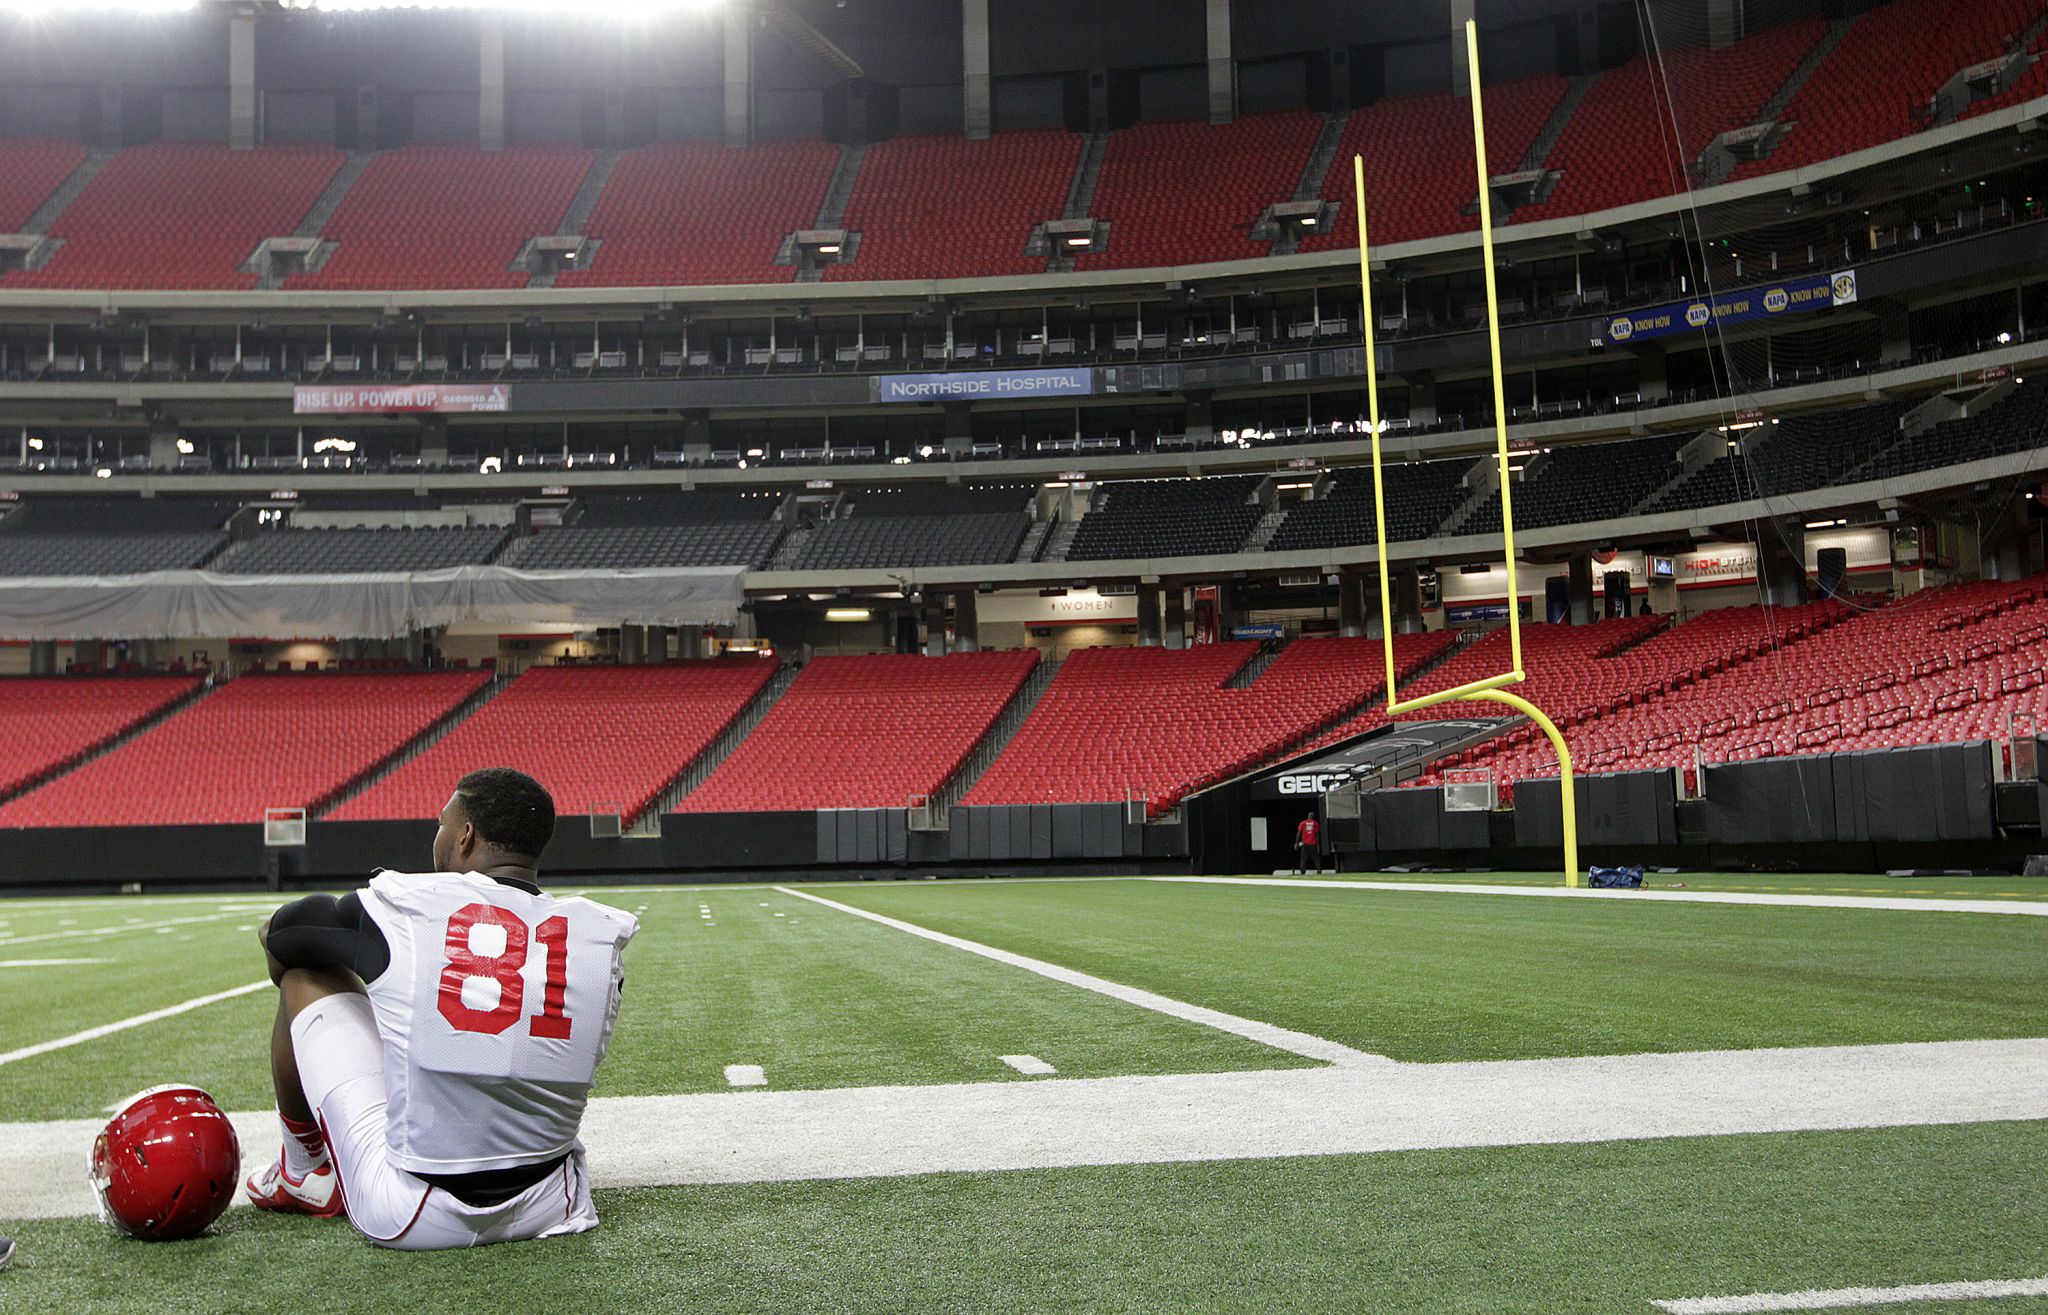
[1588,865,1644,889]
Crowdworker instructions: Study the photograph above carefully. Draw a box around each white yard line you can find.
[1653,1274,2048,1312]
[1000,1054,1057,1076]
[1153,876,2048,917]
[774,886,1385,1067]
[0,981,270,1068]
[724,1064,768,1088]
[0,959,112,968]
[0,911,245,949]
[3,1035,2043,1223]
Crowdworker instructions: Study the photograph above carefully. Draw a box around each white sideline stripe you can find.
[1653,1274,2048,1312]
[1000,1054,1057,1076]
[1153,877,2048,917]
[0,959,112,968]
[0,981,270,1068]
[0,912,243,949]
[3,1036,2043,1223]
[724,1064,767,1088]
[776,886,1386,1067]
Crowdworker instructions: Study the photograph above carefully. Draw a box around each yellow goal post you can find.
[1353,20,1582,887]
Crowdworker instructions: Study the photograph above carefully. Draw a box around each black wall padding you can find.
[1830,742,1996,843]
[1702,757,1837,844]
[1368,788,1441,850]
[1514,769,1678,848]
[1030,804,1055,860]
[1052,804,1087,858]
[1440,802,1491,849]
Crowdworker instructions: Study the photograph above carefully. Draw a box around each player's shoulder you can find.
[544,891,640,940]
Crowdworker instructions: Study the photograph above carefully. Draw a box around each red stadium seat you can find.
[0,671,490,828]
[331,661,776,825]
[676,651,1040,812]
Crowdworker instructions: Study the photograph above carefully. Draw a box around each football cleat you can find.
[245,1156,345,1219]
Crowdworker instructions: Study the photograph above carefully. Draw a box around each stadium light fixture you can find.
[25,437,43,451]
[93,467,112,479]
[278,1,724,16]
[824,608,871,622]
[175,438,195,455]
[478,456,502,474]
[313,436,358,453]
[1064,236,1090,247]
[0,2,198,14]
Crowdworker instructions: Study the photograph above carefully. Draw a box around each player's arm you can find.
[259,892,391,986]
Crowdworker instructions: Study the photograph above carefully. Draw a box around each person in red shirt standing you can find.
[1295,812,1324,875]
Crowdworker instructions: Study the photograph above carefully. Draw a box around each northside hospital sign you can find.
[1602,270,1857,345]
[872,367,1095,402]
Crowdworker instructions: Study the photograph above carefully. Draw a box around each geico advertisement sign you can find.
[1278,773,1353,794]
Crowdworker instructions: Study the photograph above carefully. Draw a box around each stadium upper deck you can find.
[0,0,2039,293]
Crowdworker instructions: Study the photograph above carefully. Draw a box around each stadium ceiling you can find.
[0,0,730,14]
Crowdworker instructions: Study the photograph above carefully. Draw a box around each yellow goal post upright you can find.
[1352,19,1582,887]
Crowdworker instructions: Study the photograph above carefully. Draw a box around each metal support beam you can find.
[724,3,753,147]
[229,9,258,150]
[1449,0,1476,95]
[1205,0,1234,124]
[963,0,992,140]
[479,13,506,151]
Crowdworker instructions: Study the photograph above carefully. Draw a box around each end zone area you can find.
[1,872,2043,1313]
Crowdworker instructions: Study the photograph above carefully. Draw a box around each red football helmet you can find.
[89,1084,241,1241]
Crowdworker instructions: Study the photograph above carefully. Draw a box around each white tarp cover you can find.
[0,565,745,640]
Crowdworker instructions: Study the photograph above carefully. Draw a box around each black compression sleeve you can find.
[266,891,391,982]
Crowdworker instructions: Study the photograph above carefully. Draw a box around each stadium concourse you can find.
[2,0,2048,1308]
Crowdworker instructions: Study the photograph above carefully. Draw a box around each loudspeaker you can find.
[1816,546,1848,598]
[1603,570,1631,618]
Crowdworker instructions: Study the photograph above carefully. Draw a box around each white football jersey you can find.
[356,870,638,1176]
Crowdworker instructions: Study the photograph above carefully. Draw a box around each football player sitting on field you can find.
[251,768,637,1250]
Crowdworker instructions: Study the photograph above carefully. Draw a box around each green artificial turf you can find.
[814,876,2048,1062]
[0,886,1300,1122]
[1310,869,2048,901]
[1,1120,2042,1314]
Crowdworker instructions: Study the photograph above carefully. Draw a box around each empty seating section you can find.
[502,491,785,570]
[1300,77,1564,253]
[557,141,839,287]
[1067,476,1261,561]
[0,670,490,827]
[1265,462,1470,552]
[0,139,86,230]
[825,131,1080,281]
[1737,0,2036,179]
[794,486,1032,570]
[1462,433,1687,533]
[1420,578,2048,791]
[2,144,342,290]
[2,3,2036,290]
[211,526,511,574]
[0,676,199,798]
[1518,22,1823,221]
[1076,113,1321,270]
[0,497,232,575]
[1303,619,1660,753]
[967,634,1452,811]
[290,147,590,290]
[677,650,1039,812]
[331,661,775,824]
[1646,400,1910,515]
[1959,32,2048,120]
[1848,380,2048,480]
